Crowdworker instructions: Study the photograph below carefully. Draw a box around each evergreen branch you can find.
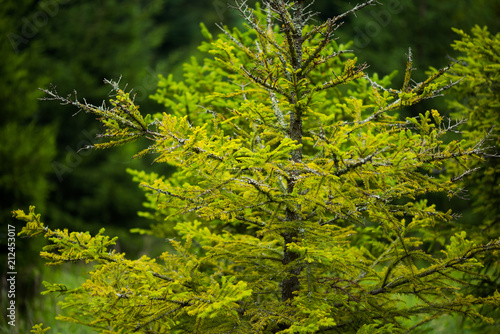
[333,148,388,177]
[419,76,465,99]
[40,86,140,131]
[266,0,300,69]
[234,215,267,226]
[301,16,336,43]
[159,129,225,162]
[215,22,271,68]
[269,91,287,131]
[319,204,369,226]
[356,97,403,126]
[302,50,348,77]
[421,142,486,164]
[335,0,381,22]
[411,60,461,96]
[225,1,288,62]
[364,74,400,96]
[355,238,399,282]
[301,18,341,73]
[133,304,185,332]
[141,184,198,203]
[404,295,499,323]
[315,62,369,92]
[359,63,463,128]
[450,167,481,182]
[369,239,500,295]
[150,272,175,282]
[402,48,414,92]
[238,176,276,202]
[239,64,289,97]
[38,82,169,153]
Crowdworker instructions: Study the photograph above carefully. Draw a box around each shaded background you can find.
[1,0,499,332]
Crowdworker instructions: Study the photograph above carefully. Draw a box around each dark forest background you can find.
[1,0,499,332]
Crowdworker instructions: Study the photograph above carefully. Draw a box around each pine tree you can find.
[14,1,500,333]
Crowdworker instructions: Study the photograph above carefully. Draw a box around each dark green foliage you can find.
[0,0,56,218]
[318,1,500,79]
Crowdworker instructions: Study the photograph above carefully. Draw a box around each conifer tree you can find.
[15,1,500,333]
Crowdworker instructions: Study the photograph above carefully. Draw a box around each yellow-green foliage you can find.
[440,25,500,333]
[30,324,51,333]
[447,26,500,137]
[442,26,500,240]
[14,1,500,333]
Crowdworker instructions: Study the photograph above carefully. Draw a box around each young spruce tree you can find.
[15,1,500,333]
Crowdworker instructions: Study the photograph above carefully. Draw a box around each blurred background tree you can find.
[317,1,500,79]
[1,0,498,332]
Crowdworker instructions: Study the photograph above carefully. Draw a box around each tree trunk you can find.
[281,0,305,302]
